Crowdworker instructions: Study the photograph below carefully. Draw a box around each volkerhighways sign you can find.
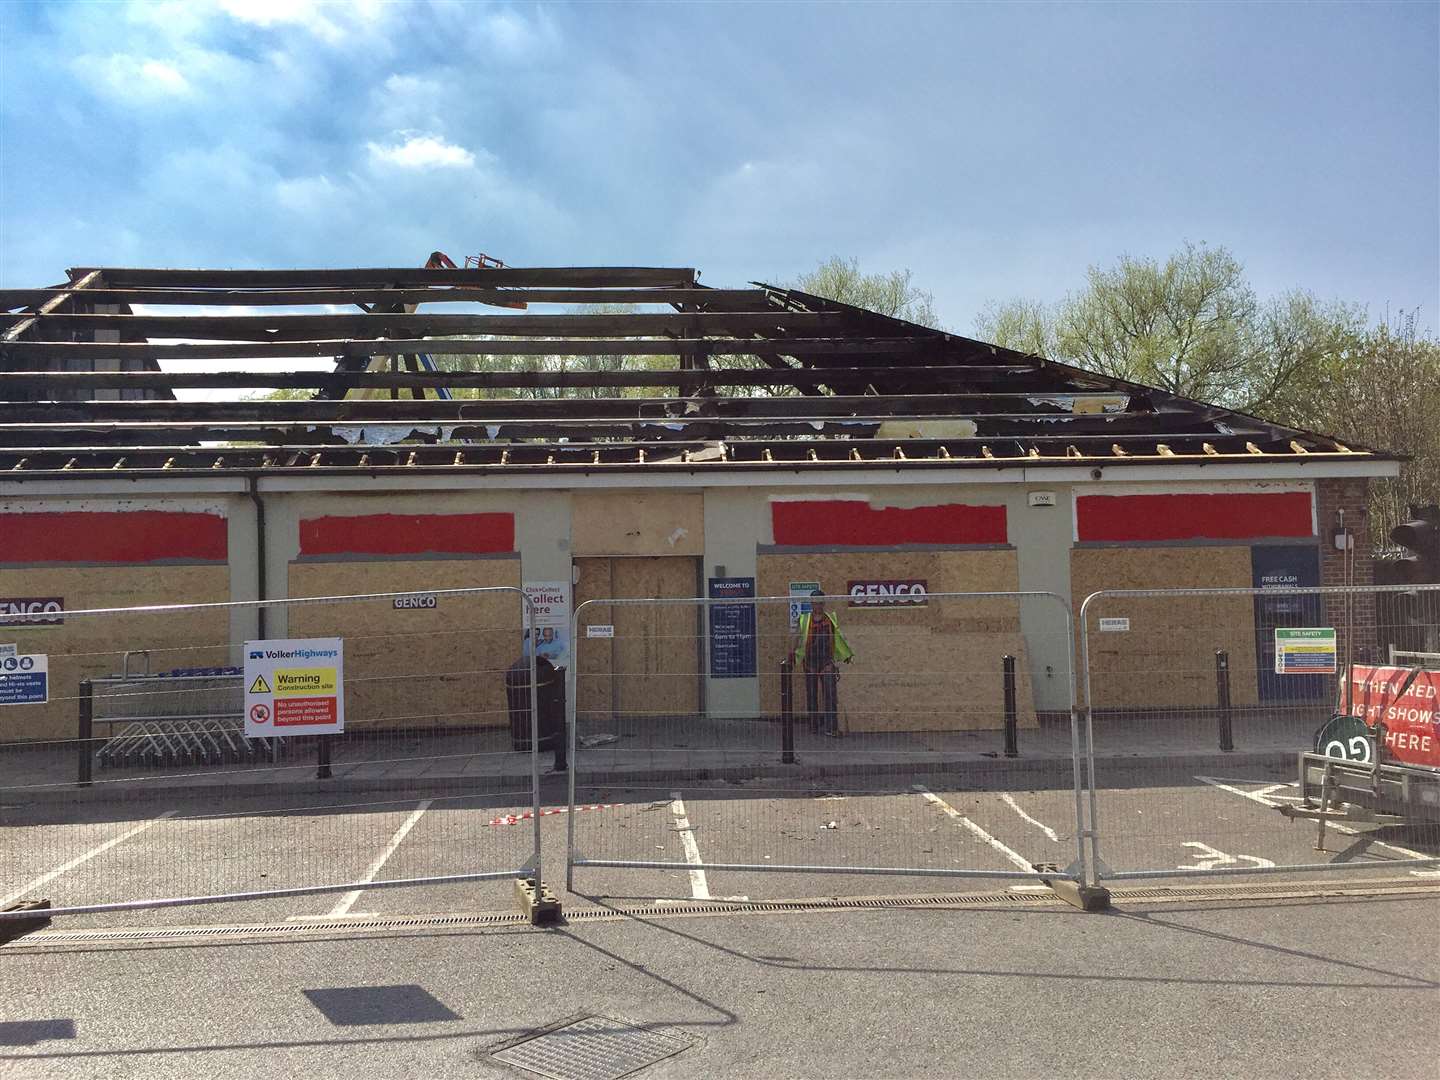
[244,638,344,737]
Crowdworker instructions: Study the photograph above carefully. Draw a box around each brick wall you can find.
[1316,477,1379,664]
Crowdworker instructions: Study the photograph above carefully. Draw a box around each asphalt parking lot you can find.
[4,760,1436,932]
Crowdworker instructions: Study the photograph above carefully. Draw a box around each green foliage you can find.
[1267,312,1440,540]
[976,242,1436,532]
[791,256,942,329]
[421,303,674,402]
[976,242,1363,413]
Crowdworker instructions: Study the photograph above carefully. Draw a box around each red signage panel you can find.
[772,500,1007,546]
[1346,665,1440,769]
[1076,492,1314,543]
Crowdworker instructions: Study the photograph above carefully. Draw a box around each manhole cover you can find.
[491,1014,694,1080]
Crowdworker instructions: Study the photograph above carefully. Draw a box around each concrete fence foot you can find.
[514,877,564,926]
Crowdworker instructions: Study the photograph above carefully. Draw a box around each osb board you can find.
[287,558,522,731]
[1071,546,1259,710]
[775,628,1037,733]
[0,565,230,741]
[571,492,703,557]
[755,550,1033,731]
[573,556,701,720]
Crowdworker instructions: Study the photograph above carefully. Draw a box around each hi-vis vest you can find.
[794,610,854,668]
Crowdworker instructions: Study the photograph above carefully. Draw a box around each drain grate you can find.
[491,1014,693,1080]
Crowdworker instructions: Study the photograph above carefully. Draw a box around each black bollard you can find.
[780,657,796,764]
[1215,650,1234,752]
[77,678,94,786]
[1002,655,1018,758]
[317,734,333,779]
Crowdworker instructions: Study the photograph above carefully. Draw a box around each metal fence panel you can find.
[0,587,541,921]
[1078,583,1440,884]
[564,591,1087,895]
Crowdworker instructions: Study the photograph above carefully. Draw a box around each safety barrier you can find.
[563,592,1089,896]
[7,579,1437,926]
[0,587,543,922]
[1078,583,1440,885]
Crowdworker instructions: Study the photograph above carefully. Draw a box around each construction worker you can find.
[792,590,854,737]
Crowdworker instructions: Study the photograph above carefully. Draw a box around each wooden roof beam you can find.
[0,336,942,362]
[0,391,1164,423]
[0,311,844,340]
[0,287,768,309]
[68,266,698,289]
[2,270,103,343]
[0,365,1051,392]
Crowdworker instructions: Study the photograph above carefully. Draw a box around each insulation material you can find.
[1,511,227,564]
[298,512,515,557]
[0,565,231,741]
[1076,492,1314,543]
[571,492,703,556]
[874,419,978,440]
[756,550,1036,730]
[572,556,701,720]
[287,558,521,731]
[770,499,1007,547]
[1071,546,1259,710]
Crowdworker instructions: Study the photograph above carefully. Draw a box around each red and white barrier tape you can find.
[487,803,619,827]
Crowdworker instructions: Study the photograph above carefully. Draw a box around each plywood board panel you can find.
[1071,546,1258,710]
[287,558,521,731]
[0,565,230,741]
[571,492,703,556]
[573,558,618,720]
[755,550,1034,731]
[572,556,700,721]
[613,557,700,717]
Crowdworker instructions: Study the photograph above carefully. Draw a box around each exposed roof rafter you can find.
[0,260,1393,477]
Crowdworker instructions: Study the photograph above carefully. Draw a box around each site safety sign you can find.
[0,652,48,705]
[243,637,344,738]
[1274,627,1337,674]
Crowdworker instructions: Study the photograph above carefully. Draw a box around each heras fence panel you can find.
[1078,583,1440,885]
[563,591,1086,899]
[0,586,542,924]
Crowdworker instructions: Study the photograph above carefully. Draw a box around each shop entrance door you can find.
[573,556,702,722]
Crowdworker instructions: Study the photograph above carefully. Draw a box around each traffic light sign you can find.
[1390,504,1440,584]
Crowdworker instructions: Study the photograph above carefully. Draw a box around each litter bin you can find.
[505,655,567,769]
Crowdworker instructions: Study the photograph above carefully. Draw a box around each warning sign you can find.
[0,652,47,705]
[1346,664,1440,770]
[244,637,343,738]
[1274,627,1337,675]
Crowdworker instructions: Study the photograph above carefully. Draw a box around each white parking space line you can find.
[325,799,432,918]
[1196,775,1440,874]
[913,785,1035,873]
[1,810,177,907]
[670,791,711,901]
[999,793,1062,842]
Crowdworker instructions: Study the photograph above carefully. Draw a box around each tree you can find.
[976,242,1435,536]
[975,242,1361,413]
[791,256,942,329]
[426,303,673,402]
[1267,312,1440,540]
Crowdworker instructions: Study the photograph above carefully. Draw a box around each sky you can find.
[1,0,1436,335]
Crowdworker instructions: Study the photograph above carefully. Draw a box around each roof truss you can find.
[0,262,1380,477]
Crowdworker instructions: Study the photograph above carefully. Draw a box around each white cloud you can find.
[70,52,200,102]
[275,174,343,214]
[366,134,477,170]
[139,60,191,93]
[372,73,447,130]
[218,0,355,43]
